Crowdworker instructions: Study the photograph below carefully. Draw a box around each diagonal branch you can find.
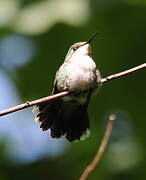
[79,114,116,180]
[0,63,145,117]
[0,91,69,117]
[101,63,146,84]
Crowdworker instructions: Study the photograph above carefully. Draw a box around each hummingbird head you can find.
[65,33,97,61]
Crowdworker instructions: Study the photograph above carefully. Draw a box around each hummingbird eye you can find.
[72,46,78,51]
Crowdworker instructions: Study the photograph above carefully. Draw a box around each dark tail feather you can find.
[60,102,90,142]
[33,100,90,142]
[33,99,61,131]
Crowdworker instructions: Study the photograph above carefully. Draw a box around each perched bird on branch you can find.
[33,33,102,142]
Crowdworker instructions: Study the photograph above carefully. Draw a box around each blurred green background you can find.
[0,0,146,179]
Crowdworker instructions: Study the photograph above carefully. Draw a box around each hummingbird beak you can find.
[85,32,97,45]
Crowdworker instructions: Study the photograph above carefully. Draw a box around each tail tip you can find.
[72,128,90,143]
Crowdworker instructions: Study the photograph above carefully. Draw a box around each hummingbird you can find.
[33,33,102,142]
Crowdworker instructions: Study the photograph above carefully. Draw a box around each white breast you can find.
[66,55,97,91]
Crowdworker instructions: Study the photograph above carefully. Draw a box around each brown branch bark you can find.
[0,63,145,117]
[79,114,116,180]
[101,63,146,84]
[0,91,69,117]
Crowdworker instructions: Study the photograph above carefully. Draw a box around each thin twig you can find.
[0,91,68,117]
[0,63,145,117]
[101,63,146,84]
[79,114,116,180]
